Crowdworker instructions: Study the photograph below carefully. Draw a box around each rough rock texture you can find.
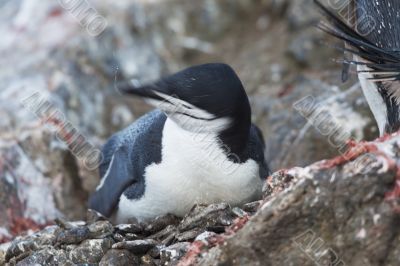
[189,136,400,266]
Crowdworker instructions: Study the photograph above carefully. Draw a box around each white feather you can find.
[358,64,388,136]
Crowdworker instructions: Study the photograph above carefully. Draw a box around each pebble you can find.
[69,238,114,264]
[99,249,140,266]
[160,242,191,264]
[56,226,90,245]
[112,239,158,255]
[4,202,253,265]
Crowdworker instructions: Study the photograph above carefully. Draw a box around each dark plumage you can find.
[315,0,400,81]
[315,0,400,135]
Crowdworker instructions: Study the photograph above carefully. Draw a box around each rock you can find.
[178,203,235,232]
[6,239,39,262]
[112,239,158,255]
[288,31,318,65]
[99,249,140,266]
[115,223,144,235]
[192,136,400,265]
[56,226,90,245]
[160,242,191,264]
[148,244,165,259]
[253,77,374,171]
[15,247,73,266]
[144,214,180,234]
[194,231,218,243]
[112,233,125,243]
[148,225,177,241]
[231,207,248,218]
[88,221,114,239]
[241,201,262,213]
[286,0,318,30]
[140,254,157,266]
[175,229,203,242]
[69,238,113,264]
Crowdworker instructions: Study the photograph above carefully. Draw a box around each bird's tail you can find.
[315,0,400,82]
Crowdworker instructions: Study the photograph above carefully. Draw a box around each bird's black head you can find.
[118,63,252,154]
[316,0,400,135]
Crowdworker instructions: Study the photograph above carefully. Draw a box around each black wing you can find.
[88,145,134,216]
[88,110,167,217]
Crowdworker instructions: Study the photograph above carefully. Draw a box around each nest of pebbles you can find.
[2,201,261,265]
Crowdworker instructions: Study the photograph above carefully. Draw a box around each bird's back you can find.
[99,110,167,180]
[355,0,400,50]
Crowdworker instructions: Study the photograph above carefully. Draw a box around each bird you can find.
[88,63,270,223]
[315,0,400,136]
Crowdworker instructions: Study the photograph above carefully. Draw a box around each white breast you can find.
[358,63,387,136]
[116,118,263,222]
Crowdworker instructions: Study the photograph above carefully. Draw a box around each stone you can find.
[178,203,235,232]
[69,238,114,264]
[241,201,262,213]
[15,247,73,266]
[115,223,143,235]
[112,239,158,255]
[99,249,140,266]
[56,226,90,245]
[140,254,157,266]
[160,242,191,264]
[175,229,203,242]
[144,214,180,234]
[88,221,114,239]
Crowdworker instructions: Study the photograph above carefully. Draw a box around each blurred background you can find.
[0,0,375,241]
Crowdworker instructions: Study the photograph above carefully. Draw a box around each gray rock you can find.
[175,229,203,242]
[253,77,373,171]
[194,231,218,243]
[148,244,165,259]
[140,254,157,266]
[241,201,262,213]
[69,238,114,264]
[6,240,39,262]
[288,31,318,65]
[231,207,248,218]
[56,226,90,245]
[178,203,234,232]
[144,214,180,234]
[115,223,144,235]
[15,247,73,266]
[148,225,177,242]
[88,221,114,239]
[112,239,158,255]
[99,249,140,266]
[160,242,191,264]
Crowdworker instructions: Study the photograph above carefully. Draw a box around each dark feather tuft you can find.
[314,0,400,81]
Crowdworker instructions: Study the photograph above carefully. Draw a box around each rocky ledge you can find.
[3,134,400,266]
